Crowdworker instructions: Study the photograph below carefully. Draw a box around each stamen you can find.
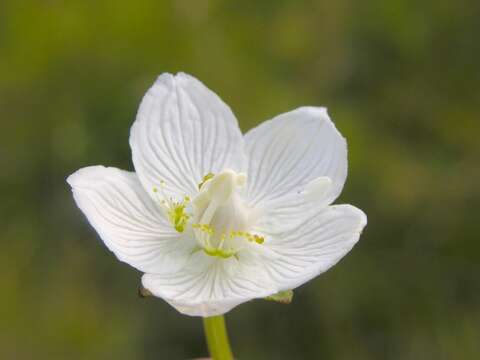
[169,199,190,233]
[192,223,264,258]
[198,172,215,190]
[192,223,214,235]
[218,234,227,250]
[230,231,265,244]
[192,223,214,249]
[154,182,191,233]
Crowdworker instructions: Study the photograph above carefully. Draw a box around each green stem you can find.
[202,315,234,360]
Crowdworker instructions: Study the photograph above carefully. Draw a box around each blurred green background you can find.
[1,0,479,359]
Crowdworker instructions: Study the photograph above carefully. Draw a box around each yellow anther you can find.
[154,181,191,233]
[227,230,264,244]
[198,172,215,190]
[252,234,265,244]
[168,200,190,233]
[192,223,214,235]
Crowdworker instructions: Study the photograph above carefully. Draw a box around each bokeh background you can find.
[1,0,479,359]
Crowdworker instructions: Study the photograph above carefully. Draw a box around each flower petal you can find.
[244,107,347,209]
[142,250,277,317]
[259,204,367,291]
[67,166,195,274]
[130,72,246,201]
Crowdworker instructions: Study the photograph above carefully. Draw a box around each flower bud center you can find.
[191,170,262,258]
[156,170,263,258]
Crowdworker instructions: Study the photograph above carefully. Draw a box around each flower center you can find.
[155,170,263,258]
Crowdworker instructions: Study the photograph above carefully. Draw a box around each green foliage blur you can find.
[1,0,479,359]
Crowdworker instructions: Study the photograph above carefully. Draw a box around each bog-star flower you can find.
[67,73,367,317]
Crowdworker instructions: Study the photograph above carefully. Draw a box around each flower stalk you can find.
[203,315,234,360]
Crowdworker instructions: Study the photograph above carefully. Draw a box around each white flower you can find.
[67,72,367,317]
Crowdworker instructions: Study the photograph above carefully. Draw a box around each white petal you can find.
[130,73,246,201]
[252,175,334,234]
[142,250,277,317]
[244,107,347,209]
[67,166,195,274]
[304,176,333,201]
[260,204,367,291]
